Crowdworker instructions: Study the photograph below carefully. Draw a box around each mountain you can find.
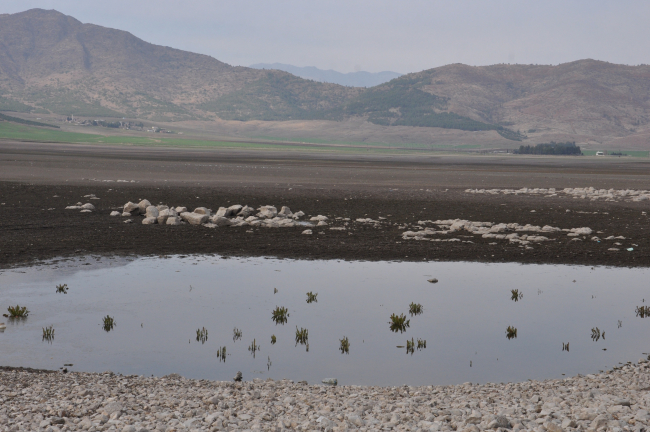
[0,9,649,145]
[0,9,360,121]
[250,63,402,87]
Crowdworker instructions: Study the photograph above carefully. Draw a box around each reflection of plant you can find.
[306,292,318,304]
[56,284,68,294]
[510,289,523,302]
[102,315,116,332]
[233,327,242,342]
[271,306,289,325]
[406,338,415,355]
[4,305,29,318]
[389,313,410,333]
[248,339,260,357]
[42,325,55,343]
[267,356,272,371]
[417,338,426,350]
[591,327,604,341]
[339,336,350,354]
[409,303,423,316]
[217,346,226,362]
[196,327,208,344]
[506,326,517,340]
[562,342,569,352]
[271,335,277,345]
[636,306,650,318]
[295,326,309,351]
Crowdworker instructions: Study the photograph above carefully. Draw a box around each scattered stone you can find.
[110,211,120,216]
[302,229,313,235]
[428,278,439,283]
[142,217,157,225]
[181,212,209,225]
[81,203,95,210]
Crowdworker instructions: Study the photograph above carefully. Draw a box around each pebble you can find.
[3,359,650,431]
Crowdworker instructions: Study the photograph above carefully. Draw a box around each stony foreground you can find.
[2,360,650,432]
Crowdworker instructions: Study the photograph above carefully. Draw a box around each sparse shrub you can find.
[339,336,350,354]
[389,313,410,333]
[233,327,242,342]
[295,326,308,351]
[196,327,208,344]
[56,284,68,294]
[506,326,517,340]
[42,325,55,343]
[408,302,423,316]
[306,292,318,304]
[271,335,277,345]
[272,306,289,325]
[102,315,116,332]
[5,305,30,318]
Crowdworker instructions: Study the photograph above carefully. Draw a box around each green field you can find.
[582,150,649,157]
[0,121,464,155]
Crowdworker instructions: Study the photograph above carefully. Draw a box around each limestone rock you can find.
[183,212,209,225]
[258,205,278,218]
[137,199,151,214]
[145,206,159,218]
[124,202,139,214]
[175,206,188,213]
[194,207,211,216]
[81,203,95,210]
[210,216,232,226]
[142,217,157,225]
[166,216,181,225]
[110,211,120,216]
[302,229,313,235]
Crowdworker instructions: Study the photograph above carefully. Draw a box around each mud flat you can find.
[2,360,650,432]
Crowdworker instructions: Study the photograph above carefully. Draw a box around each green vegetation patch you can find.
[0,97,34,113]
[514,141,582,155]
[0,112,59,128]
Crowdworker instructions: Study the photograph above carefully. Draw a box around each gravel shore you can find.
[2,360,650,432]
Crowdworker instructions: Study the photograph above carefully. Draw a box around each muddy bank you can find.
[1,182,649,269]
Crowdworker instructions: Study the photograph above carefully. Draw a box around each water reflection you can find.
[409,302,423,316]
[232,327,242,342]
[102,315,115,332]
[511,289,523,302]
[339,336,350,354]
[248,339,259,358]
[55,284,68,294]
[591,327,605,341]
[636,306,650,318]
[42,325,54,343]
[306,292,318,304]
[271,306,289,325]
[196,327,208,344]
[506,326,517,340]
[389,313,410,333]
[295,326,309,351]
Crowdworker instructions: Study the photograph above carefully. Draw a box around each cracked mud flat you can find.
[2,360,650,432]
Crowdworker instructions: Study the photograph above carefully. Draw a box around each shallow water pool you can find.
[1,256,649,386]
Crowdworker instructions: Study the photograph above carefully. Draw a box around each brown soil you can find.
[1,141,649,269]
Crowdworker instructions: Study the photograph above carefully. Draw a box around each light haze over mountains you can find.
[250,63,401,87]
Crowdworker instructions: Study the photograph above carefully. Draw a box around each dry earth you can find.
[1,141,650,269]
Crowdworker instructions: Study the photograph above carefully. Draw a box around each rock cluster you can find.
[3,359,650,432]
[465,188,650,202]
[401,219,619,248]
[113,200,314,228]
[65,203,96,213]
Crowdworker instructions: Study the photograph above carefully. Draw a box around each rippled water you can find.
[1,256,649,386]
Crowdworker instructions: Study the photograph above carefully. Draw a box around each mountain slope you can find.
[0,9,360,121]
[250,63,402,87]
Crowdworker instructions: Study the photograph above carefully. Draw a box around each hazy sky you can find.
[2,0,650,74]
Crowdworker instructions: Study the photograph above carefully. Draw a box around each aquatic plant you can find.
[562,342,570,352]
[510,289,523,302]
[4,305,29,318]
[233,327,242,342]
[56,284,68,294]
[196,327,208,344]
[217,346,226,362]
[408,302,423,316]
[271,306,290,325]
[636,306,650,318]
[248,339,260,358]
[406,338,415,355]
[339,336,350,354]
[271,335,277,345]
[591,327,604,341]
[42,325,54,343]
[506,326,517,340]
[102,315,116,332]
[267,356,272,371]
[389,313,410,333]
[417,338,427,350]
[274,288,278,294]
[306,292,318,304]
[295,326,309,350]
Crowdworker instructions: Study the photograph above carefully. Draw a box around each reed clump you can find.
[56,284,68,294]
[339,336,350,354]
[102,315,116,332]
[272,306,290,325]
[306,292,318,304]
[4,305,29,318]
[389,313,410,333]
[196,327,208,344]
[409,302,423,316]
[42,325,55,343]
[506,326,517,340]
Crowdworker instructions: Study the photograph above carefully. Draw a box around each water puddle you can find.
[1,256,649,386]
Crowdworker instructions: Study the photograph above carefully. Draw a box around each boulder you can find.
[81,203,95,210]
[175,206,188,213]
[121,212,132,217]
[310,215,329,222]
[157,209,171,225]
[156,205,169,211]
[292,211,305,219]
[138,199,151,214]
[238,205,255,217]
[80,209,92,213]
[145,206,159,218]
[110,211,120,216]
[210,216,232,226]
[215,207,228,217]
[317,221,328,226]
[279,206,292,216]
[184,213,209,225]
[65,205,81,210]
[194,207,211,216]
[226,205,243,216]
[258,205,278,218]
[302,229,313,235]
[123,202,139,214]
[166,216,181,225]
[142,217,157,225]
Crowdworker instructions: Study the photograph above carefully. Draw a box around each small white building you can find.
[596,151,604,156]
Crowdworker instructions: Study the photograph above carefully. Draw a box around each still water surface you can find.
[1,256,649,386]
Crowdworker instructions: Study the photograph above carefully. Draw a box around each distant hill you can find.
[0,9,649,144]
[250,63,401,87]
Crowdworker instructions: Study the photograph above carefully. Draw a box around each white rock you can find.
[194,207,211,216]
[137,199,151,214]
[124,202,139,214]
[81,203,95,210]
[210,216,232,226]
[142,217,157,225]
[166,216,181,225]
[292,211,305,219]
[302,229,313,235]
[110,211,120,216]
[145,206,159,218]
[183,212,209,225]
[175,206,188,213]
[258,205,278,218]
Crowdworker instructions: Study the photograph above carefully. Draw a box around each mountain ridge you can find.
[249,63,402,87]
